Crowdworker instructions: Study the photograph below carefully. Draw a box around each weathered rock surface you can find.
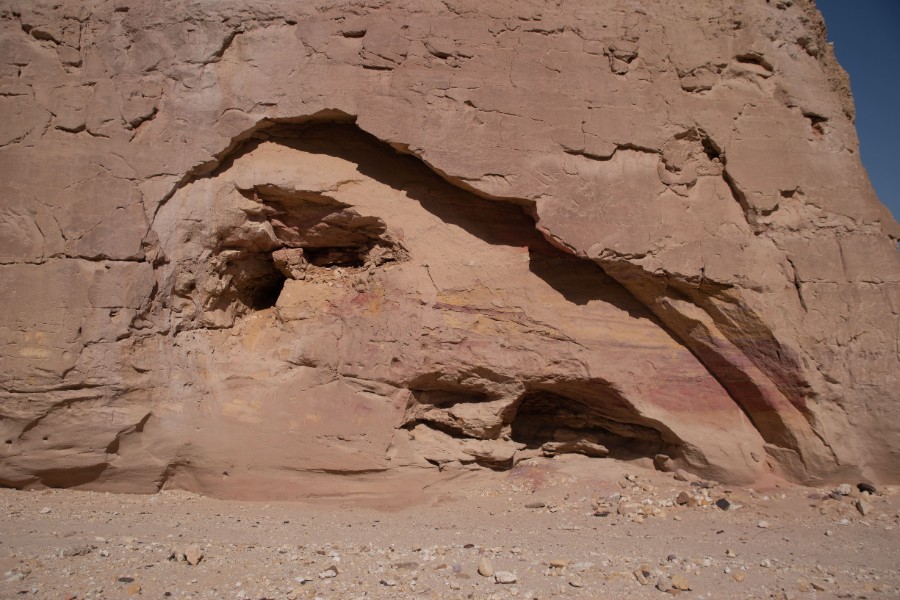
[0,0,898,498]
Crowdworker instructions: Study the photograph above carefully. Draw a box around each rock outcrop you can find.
[1,0,898,498]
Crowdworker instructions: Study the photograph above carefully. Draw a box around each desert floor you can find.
[1,457,898,600]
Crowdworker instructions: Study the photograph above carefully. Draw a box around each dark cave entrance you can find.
[247,265,286,310]
[509,388,674,461]
[218,251,288,311]
[207,179,408,315]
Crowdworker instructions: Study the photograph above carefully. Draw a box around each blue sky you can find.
[817,0,900,222]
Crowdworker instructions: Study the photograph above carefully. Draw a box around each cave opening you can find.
[248,264,286,310]
[510,389,671,461]
[219,250,288,311]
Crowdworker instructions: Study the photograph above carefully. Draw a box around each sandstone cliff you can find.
[1,0,898,498]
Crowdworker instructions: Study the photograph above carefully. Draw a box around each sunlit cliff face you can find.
[123,123,765,496]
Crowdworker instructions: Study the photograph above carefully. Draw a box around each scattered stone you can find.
[653,454,672,471]
[380,578,397,587]
[757,520,770,529]
[318,566,338,579]
[634,565,653,585]
[478,557,494,577]
[524,501,546,509]
[495,571,517,584]
[568,576,583,588]
[183,544,203,566]
[732,572,746,582]
[715,498,732,511]
[542,435,608,458]
[39,507,51,514]
[857,483,877,495]
[126,583,141,595]
[856,498,870,516]
[675,491,694,506]
[549,559,569,568]
[673,470,694,482]
[60,545,92,557]
[835,484,853,496]
[656,578,673,593]
[810,582,826,591]
[671,574,691,591]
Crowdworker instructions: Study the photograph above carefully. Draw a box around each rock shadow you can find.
[247,122,659,320]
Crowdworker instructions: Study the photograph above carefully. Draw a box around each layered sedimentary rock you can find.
[0,0,898,498]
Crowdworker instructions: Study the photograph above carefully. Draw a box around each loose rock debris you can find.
[2,464,898,599]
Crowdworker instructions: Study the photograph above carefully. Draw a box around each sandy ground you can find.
[1,457,898,600]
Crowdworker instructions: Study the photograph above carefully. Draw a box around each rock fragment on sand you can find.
[671,574,691,590]
[495,571,517,584]
[634,565,653,585]
[477,557,494,577]
[318,566,338,579]
[183,544,203,566]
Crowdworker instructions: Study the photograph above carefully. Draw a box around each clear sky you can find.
[817,0,900,222]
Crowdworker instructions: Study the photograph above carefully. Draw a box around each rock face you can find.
[0,0,898,498]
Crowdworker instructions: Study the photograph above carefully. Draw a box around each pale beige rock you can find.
[671,574,691,591]
[478,557,494,577]
[0,0,898,500]
[183,544,203,566]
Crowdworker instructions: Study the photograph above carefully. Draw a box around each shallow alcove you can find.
[214,250,288,311]
[510,387,675,461]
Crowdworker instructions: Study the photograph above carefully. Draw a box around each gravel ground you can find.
[1,457,898,600]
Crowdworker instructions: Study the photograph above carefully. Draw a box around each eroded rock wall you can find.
[1,0,897,497]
